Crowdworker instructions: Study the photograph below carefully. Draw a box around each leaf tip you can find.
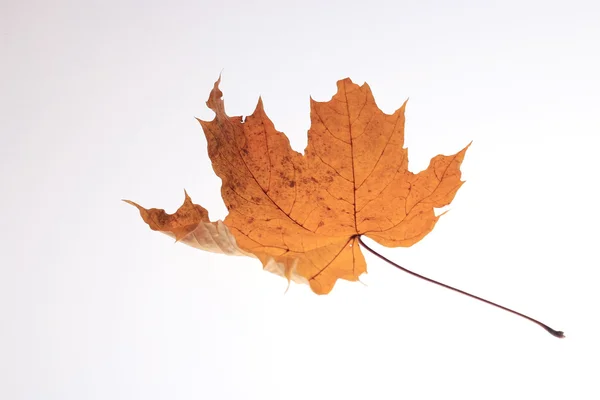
[122,199,140,209]
[206,74,225,115]
[254,96,265,113]
[462,140,473,153]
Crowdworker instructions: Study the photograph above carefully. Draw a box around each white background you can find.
[2,0,599,399]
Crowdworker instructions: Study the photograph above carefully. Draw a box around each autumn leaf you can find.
[125,78,565,339]
[126,77,469,294]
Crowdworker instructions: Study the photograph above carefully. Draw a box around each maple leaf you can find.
[126,77,469,294]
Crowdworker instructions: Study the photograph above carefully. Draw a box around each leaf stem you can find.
[357,236,564,338]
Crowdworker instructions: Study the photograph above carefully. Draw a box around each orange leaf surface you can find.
[127,77,469,294]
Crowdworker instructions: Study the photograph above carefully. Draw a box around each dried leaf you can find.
[124,192,249,256]
[127,77,469,294]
